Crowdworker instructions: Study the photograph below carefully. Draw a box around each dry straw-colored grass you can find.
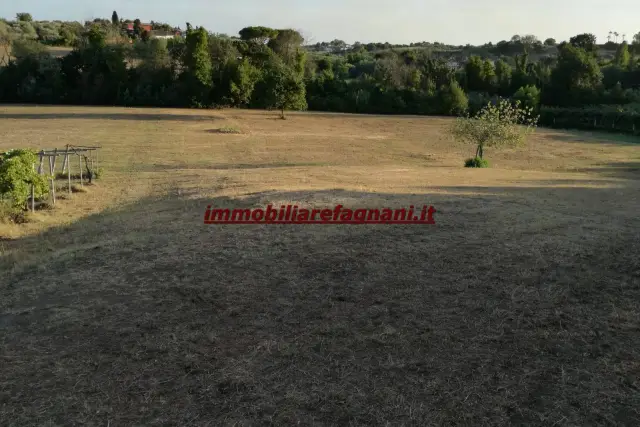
[0,105,639,426]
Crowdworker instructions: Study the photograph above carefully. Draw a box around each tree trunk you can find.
[281,107,285,119]
[475,145,484,159]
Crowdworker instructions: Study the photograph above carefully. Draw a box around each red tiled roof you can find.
[125,23,153,32]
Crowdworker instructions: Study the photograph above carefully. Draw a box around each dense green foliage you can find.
[464,157,489,168]
[1,14,640,133]
[0,149,49,209]
[539,105,640,134]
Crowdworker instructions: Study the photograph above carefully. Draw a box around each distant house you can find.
[150,30,182,39]
[446,60,461,69]
[123,23,153,35]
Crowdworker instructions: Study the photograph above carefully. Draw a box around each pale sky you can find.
[1,0,638,46]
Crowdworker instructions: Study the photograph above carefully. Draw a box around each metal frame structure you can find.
[29,144,101,212]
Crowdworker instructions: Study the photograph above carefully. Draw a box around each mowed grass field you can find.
[0,105,639,426]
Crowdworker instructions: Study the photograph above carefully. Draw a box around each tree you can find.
[464,56,485,91]
[228,59,261,106]
[569,33,597,54]
[439,80,468,116]
[238,26,277,44]
[263,62,307,118]
[330,39,347,53]
[513,85,541,111]
[268,29,304,64]
[451,99,538,162]
[520,35,540,48]
[544,38,556,46]
[614,42,630,68]
[543,42,602,106]
[133,19,142,38]
[16,13,32,22]
[634,32,640,46]
[494,59,512,95]
[135,38,170,70]
[184,25,213,105]
[10,39,47,60]
[0,20,14,65]
[111,11,119,27]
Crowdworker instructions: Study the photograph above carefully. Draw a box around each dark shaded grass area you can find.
[0,112,222,122]
[1,185,639,426]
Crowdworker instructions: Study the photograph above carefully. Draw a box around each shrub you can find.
[0,199,28,223]
[0,149,49,210]
[93,167,104,179]
[440,80,468,116]
[539,105,640,135]
[513,85,541,111]
[216,126,242,134]
[464,157,489,168]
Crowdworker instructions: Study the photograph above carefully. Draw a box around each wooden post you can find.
[37,151,44,175]
[48,153,56,206]
[51,148,58,173]
[61,144,69,173]
[68,152,72,195]
[50,176,56,205]
[79,154,83,186]
[31,164,35,213]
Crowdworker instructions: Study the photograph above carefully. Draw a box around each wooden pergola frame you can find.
[30,144,102,212]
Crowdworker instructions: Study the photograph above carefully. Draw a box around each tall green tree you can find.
[464,56,486,92]
[16,13,32,22]
[262,61,307,118]
[494,59,512,95]
[111,11,119,27]
[184,25,213,105]
[614,42,630,68]
[133,19,142,38]
[543,43,602,106]
[439,80,468,116]
[268,29,304,61]
[569,33,597,55]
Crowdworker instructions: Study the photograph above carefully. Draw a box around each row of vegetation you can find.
[0,12,178,51]
[1,13,640,131]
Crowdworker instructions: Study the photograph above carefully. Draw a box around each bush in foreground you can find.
[0,149,49,211]
[464,157,489,168]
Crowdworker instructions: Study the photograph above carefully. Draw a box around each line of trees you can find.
[1,15,640,134]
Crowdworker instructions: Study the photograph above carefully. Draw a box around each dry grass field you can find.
[0,45,73,65]
[1,105,639,426]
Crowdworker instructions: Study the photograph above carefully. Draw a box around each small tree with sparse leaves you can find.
[451,99,539,165]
